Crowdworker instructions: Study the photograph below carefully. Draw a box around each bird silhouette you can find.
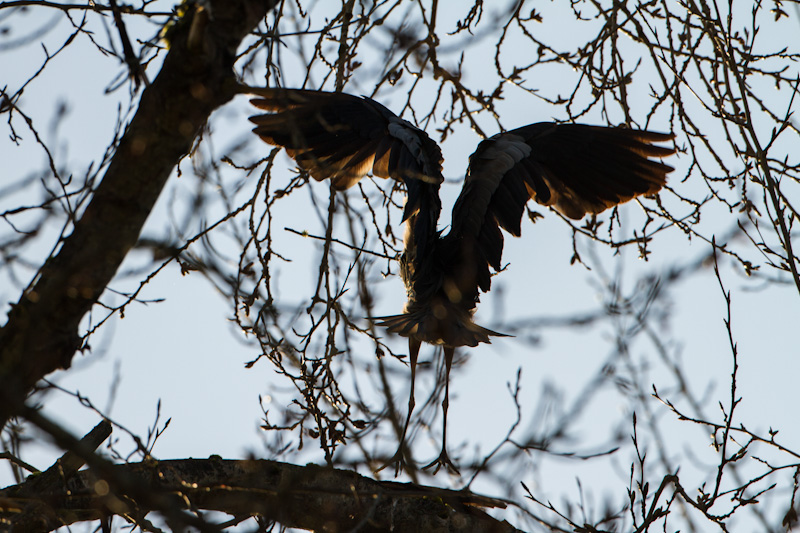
[245,86,676,474]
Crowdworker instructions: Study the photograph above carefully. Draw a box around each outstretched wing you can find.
[442,123,676,302]
[247,87,444,221]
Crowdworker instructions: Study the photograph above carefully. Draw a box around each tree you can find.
[1,1,799,531]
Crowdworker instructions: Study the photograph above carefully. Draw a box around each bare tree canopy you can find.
[1,1,799,532]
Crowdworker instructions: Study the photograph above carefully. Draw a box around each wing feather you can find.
[442,122,676,308]
[248,87,444,200]
[247,88,446,335]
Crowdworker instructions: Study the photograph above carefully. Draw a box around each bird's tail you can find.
[373,310,510,348]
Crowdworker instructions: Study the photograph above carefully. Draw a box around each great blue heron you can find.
[246,86,676,474]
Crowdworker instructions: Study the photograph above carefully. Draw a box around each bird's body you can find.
[246,86,676,473]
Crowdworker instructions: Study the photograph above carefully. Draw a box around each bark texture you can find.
[0,1,273,427]
[1,456,517,532]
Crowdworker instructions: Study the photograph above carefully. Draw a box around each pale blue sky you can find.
[2,2,799,530]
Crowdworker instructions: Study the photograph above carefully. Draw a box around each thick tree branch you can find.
[0,1,274,428]
[1,456,516,532]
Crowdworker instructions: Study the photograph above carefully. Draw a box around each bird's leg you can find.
[378,337,420,475]
[423,345,460,475]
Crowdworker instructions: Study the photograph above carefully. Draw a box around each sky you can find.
[2,1,800,531]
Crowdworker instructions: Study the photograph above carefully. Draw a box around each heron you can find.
[245,86,676,474]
